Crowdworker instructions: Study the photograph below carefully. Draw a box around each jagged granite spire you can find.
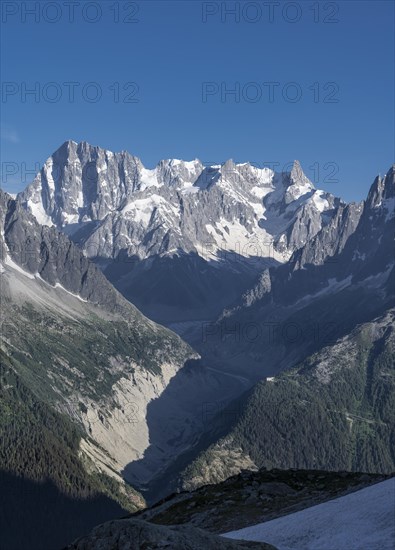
[289,159,314,188]
[366,164,395,209]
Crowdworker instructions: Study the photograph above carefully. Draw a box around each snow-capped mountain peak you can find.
[283,159,315,204]
[18,142,338,266]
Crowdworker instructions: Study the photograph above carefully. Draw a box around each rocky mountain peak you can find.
[281,160,315,206]
[59,139,78,154]
[287,160,312,186]
[16,141,345,326]
[156,157,204,187]
[366,165,395,211]
[221,158,236,172]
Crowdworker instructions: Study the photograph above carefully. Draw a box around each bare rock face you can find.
[18,141,342,322]
[0,189,204,503]
[0,189,127,310]
[65,517,277,550]
[201,166,395,377]
[19,142,339,263]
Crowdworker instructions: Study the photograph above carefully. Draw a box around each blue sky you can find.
[1,0,394,201]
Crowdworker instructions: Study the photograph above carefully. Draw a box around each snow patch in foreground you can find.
[223,478,395,550]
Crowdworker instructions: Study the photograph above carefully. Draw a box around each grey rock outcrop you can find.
[200,166,395,378]
[65,517,276,550]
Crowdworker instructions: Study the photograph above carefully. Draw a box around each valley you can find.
[1,145,394,549]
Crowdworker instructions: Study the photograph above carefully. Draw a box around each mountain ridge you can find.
[17,140,343,323]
